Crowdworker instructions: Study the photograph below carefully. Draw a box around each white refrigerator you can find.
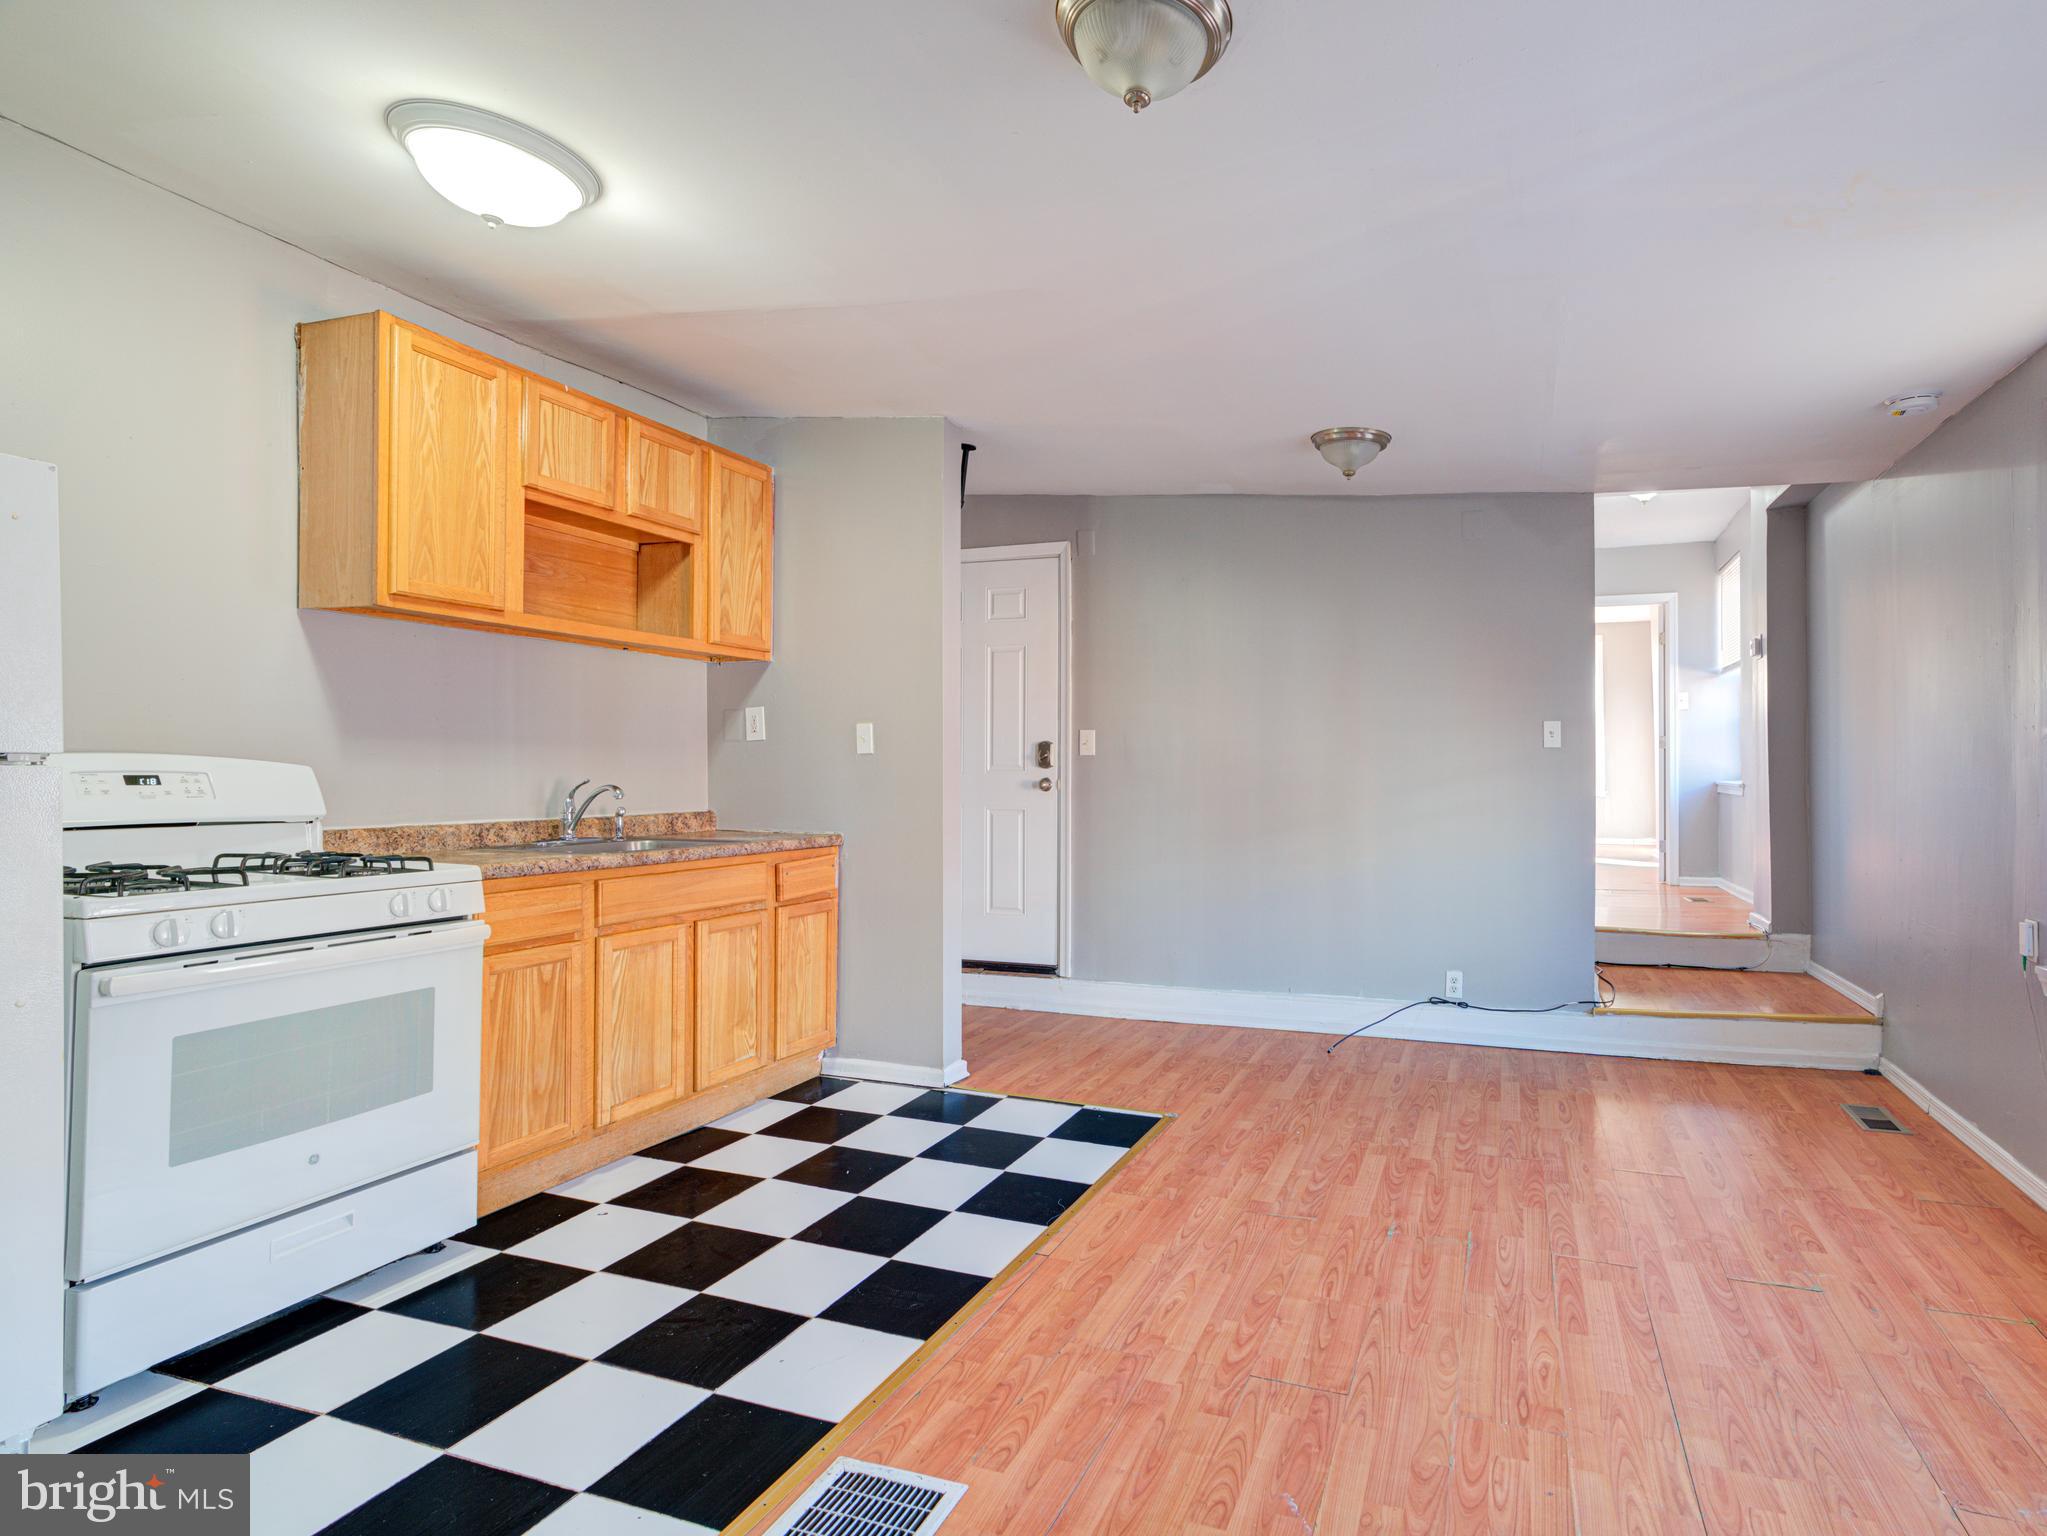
[0,454,64,1445]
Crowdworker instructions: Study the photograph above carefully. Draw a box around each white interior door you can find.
[961,552,1062,968]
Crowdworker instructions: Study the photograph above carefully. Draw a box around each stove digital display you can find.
[123,774,162,786]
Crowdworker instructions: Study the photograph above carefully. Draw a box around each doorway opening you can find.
[959,543,1071,976]
[1593,594,1679,931]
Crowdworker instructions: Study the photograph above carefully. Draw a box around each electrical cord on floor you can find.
[1326,974,1615,1055]
[1618,934,1774,974]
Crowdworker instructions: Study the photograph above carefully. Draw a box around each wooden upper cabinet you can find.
[696,908,770,1090]
[481,939,590,1171]
[299,312,770,660]
[522,377,619,511]
[595,924,691,1126]
[708,450,773,652]
[625,418,705,535]
[387,321,513,611]
[775,899,838,1060]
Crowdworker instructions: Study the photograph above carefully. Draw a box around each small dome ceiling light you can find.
[1628,491,1659,503]
[1882,391,1943,418]
[1054,0,1233,113]
[1310,427,1392,480]
[386,100,601,228]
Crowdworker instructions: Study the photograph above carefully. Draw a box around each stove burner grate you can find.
[211,851,436,879]
[63,862,254,897]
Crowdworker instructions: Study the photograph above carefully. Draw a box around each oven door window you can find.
[168,988,436,1166]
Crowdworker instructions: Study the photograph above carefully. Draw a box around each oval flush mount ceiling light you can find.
[1628,491,1658,503]
[386,100,600,228]
[1055,0,1232,113]
[1310,427,1392,479]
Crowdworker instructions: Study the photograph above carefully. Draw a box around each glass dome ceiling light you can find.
[1055,0,1233,113]
[386,100,601,228]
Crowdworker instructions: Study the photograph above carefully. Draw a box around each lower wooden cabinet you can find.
[595,923,690,1126]
[477,849,837,1202]
[480,939,590,1171]
[776,899,838,1059]
[696,908,771,1089]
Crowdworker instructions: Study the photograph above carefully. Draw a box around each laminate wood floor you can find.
[757,1008,2047,1535]
[1598,963,1877,1021]
[1597,863,1755,936]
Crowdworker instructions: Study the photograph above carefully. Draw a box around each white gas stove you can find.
[59,753,488,1401]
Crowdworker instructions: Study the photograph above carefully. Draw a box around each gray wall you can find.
[1809,339,2047,1181]
[965,492,1594,1006]
[1596,619,1657,841]
[1,122,711,829]
[1594,540,1740,878]
[1762,502,1813,933]
[706,418,963,1075]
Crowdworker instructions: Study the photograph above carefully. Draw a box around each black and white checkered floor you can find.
[41,1077,1161,1535]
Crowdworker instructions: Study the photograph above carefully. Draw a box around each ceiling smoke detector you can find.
[1310,427,1392,480]
[386,100,601,228]
[1055,0,1233,113]
[1881,392,1943,418]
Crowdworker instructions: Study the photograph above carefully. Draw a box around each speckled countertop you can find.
[325,813,840,879]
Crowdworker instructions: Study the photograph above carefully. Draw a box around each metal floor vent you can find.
[763,1458,968,1536]
[1843,1103,1912,1134]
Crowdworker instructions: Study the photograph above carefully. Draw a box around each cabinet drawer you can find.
[484,881,590,950]
[776,853,838,903]
[598,860,771,928]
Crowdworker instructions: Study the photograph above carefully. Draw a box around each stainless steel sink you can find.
[511,834,764,854]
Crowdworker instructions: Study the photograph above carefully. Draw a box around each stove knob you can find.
[209,910,242,940]
[150,918,183,949]
[427,887,450,913]
[389,892,413,918]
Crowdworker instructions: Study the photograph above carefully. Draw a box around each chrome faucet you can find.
[561,780,625,841]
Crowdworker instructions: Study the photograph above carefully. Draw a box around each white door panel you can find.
[962,555,1061,966]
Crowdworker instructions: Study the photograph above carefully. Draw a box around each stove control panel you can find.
[70,770,215,806]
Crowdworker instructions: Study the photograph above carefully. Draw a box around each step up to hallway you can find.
[1595,963,1877,1023]
[1595,926,1810,971]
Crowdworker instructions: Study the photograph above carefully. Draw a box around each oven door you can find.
[68,919,488,1282]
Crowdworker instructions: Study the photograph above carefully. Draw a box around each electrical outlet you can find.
[1542,720,1562,749]
[855,722,875,755]
[2023,919,2039,969]
[1444,970,1464,1000]
[1078,729,1097,756]
[744,706,767,742]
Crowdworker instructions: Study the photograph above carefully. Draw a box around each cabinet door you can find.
[625,418,704,534]
[522,377,619,509]
[775,899,838,1059]
[481,940,589,1170]
[696,908,770,1089]
[595,924,690,1126]
[707,451,772,652]
[387,323,512,611]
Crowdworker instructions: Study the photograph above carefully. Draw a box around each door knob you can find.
[1036,777,1054,792]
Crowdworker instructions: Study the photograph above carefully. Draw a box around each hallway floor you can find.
[1597,860,1754,936]
[771,1007,2047,1534]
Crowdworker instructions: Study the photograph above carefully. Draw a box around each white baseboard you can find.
[820,1055,971,1088]
[1879,1057,2047,1215]
[1677,875,1755,904]
[1806,960,1883,1017]
[963,974,1878,1071]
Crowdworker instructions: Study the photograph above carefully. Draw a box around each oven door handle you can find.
[94,921,491,999]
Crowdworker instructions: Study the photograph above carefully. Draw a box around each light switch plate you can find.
[744,706,767,742]
[1542,720,1562,749]
[1676,691,1690,711]
[1078,729,1096,756]
[855,722,875,755]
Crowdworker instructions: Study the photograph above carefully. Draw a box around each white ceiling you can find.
[1594,488,1750,549]
[8,0,2047,497]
